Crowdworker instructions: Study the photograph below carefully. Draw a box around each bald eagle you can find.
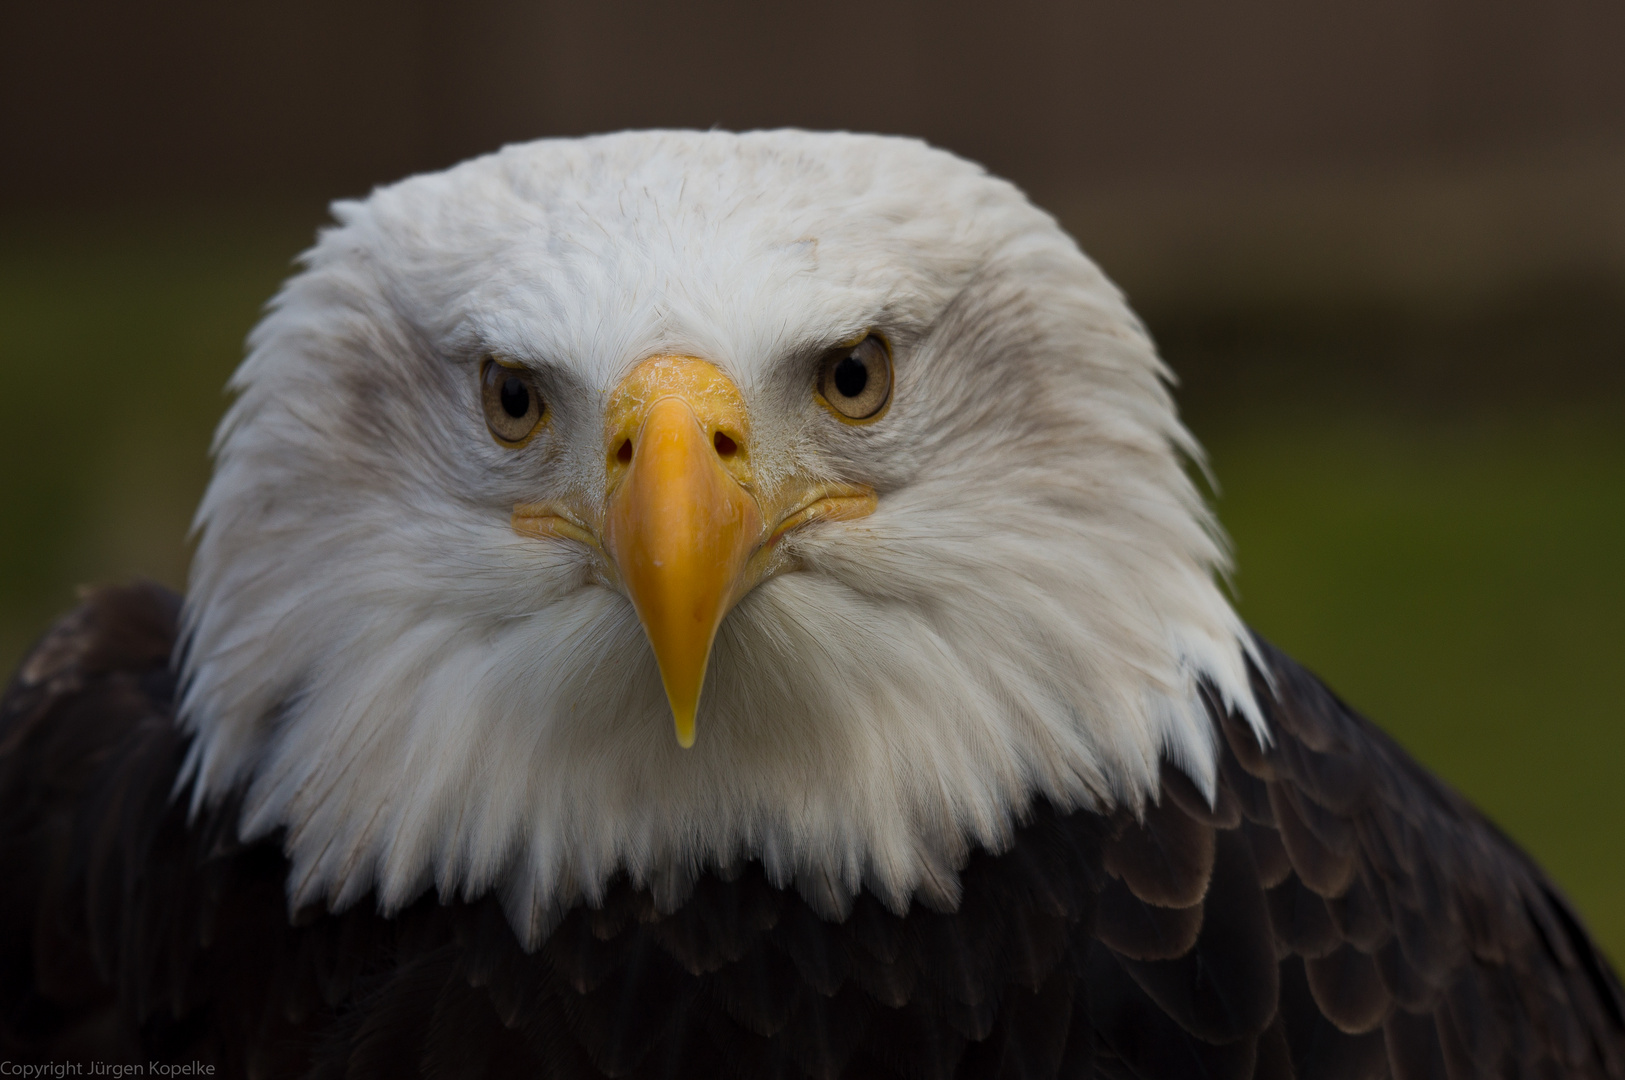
[2,131,1621,1079]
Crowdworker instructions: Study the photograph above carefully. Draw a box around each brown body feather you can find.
[2,584,1622,1078]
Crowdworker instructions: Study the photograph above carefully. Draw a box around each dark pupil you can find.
[499,376,530,418]
[833,355,868,398]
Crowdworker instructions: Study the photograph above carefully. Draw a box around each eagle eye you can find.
[480,358,545,446]
[817,335,892,423]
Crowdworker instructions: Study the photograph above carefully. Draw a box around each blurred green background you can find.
[2,1,1622,962]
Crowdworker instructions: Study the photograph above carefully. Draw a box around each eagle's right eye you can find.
[480,358,545,446]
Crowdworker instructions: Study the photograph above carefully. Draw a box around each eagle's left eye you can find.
[480,358,545,446]
[817,334,892,423]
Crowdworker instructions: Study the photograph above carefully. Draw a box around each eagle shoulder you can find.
[1,582,186,1058]
[1236,636,1625,1079]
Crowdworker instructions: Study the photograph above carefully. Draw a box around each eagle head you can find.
[177,131,1261,944]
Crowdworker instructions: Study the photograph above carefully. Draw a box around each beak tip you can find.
[673,710,697,749]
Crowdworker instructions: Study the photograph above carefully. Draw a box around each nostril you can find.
[713,431,738,458]
[616,439,633,464]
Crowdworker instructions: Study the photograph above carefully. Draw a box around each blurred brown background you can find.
[2,1,1623,948]
[9,1,1625,306]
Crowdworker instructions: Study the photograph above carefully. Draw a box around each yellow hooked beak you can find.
[603,359,760,747]
[511,356,876,747]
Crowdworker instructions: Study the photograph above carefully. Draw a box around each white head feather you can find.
[178,130,1263,944]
